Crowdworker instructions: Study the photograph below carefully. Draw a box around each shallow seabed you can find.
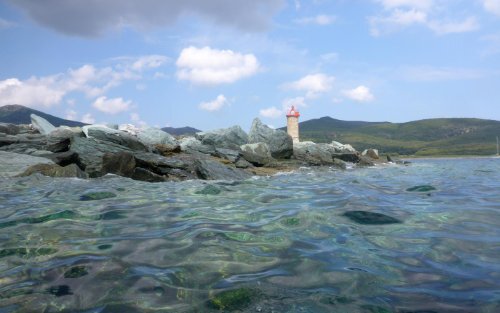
[0,158,499,312]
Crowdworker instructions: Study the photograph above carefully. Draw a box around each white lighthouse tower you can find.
[286,105,300,143]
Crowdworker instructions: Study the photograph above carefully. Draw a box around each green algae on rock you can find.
[343,211,402,225]
[195,184,222,195]
[207,288,259,311]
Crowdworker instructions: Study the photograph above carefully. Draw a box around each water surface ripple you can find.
[0,158,499,312]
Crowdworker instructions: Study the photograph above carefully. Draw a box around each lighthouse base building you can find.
[286,106,300,143]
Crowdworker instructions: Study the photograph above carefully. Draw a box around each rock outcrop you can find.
[31,114,56,135]
[240,143,274,166]
[0,151,55,178]
[195,126,248,150]
[248,118,293,159]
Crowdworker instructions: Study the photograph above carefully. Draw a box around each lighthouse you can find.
[286,105,300,143]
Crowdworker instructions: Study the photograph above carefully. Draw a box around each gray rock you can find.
[154,143,181,155]
[134,152,190,175]
[293,141,335,165]
[332,158,348,169]
[331,141,356,153]
[215,148,241,163]
[0,151,54,178]
[248,118,293,159]
[240,143,274,166]
[362,149,379,159]
[0,123,20,135]
[235,158,252,169]
[136,127,177,147]
[194,159,251,180]
[82,125,147,151]
[180,137,215,155]
[30,114,56,135]
[45,128,75,152]
[39,150,81,167]
[195,126,248,150]
[131,167,166,182]
[102,152,136,177]
[17,163,88,179]
[358,155,375,166]
[0,133,47,153]
[69,136,133,177]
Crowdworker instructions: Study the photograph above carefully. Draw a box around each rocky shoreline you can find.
[0,115,392,182]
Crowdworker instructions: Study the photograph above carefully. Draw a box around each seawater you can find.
[0,158,499,312]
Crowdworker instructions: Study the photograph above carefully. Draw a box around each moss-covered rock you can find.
[343,211,402,225]
[207,288,258,311]
[64,266,88,278]
[406,185,437,192]
[79,191,117,201]
[195,184,222,195]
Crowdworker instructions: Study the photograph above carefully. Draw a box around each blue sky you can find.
[1,0,500,131]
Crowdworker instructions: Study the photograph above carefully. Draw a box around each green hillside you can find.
[286,117,500,156]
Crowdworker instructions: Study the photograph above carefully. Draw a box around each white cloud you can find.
[320,52,339,63]
[176,46,260,85]
[370,2,479,36]
[0,55,166,108]
[92,96,132,114]
[65,109,78,120]
[342,86,375,102]
[284,73,334,98]
[198,94,229,111]
[427,17,479,35]
[81,113,95,124]
[295,15,336,25]
[131,55,169,71]
[282,97,307,110]
[377,0,434,10]
[130,112,147,127]
[484,0,500,16]
[8,0,284,37]
[259,106,283,119]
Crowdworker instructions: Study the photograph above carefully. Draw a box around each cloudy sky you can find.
[1,0,500,130]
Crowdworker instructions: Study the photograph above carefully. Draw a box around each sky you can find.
[1,0,500,131]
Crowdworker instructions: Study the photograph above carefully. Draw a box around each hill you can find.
[285,116,500,156]
[161,126,201,136]
[0,104,87,127]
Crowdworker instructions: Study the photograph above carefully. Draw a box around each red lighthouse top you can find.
[286,106,300,117]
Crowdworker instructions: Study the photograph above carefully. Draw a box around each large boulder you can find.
[362,149,379,159]
[17,163,88,179]
[214,148,241,163]
[194,159,251,180]
[30,114,56,135]
[136,127,178,147]
[195,126,248,150]
[102,152,136,177]
[179,137,215,155]
[45,128,76,152]
[331,141,356,153]
[248,118,293,159]
[69,136,134,177]
[0,151,54,178]
[240,143,274,166]
[82,125,147,151]
[293,141,336,165]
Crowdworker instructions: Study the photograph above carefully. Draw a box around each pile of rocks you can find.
[0,115,383,182]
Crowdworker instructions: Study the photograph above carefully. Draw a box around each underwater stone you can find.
[64,266,88,278]
[343,210,402,225]
[207,288,258,311]
[406,185,437,192]
[195,184,222,195]
[79,191,117,201]
[47,285,73,297]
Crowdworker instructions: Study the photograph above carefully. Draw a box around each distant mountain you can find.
[0,104,87,127]
[281,116,500,156]
[162,126,201,136]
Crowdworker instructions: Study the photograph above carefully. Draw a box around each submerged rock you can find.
[207,288,259,311]
[79,191,117,201]
[248,118,293,159]
[64,266,88,278]
[343,210,402,225]
[195,184,222,195]
[406,185,436,192]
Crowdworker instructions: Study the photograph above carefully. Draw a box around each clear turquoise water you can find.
[0,158,499,312]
